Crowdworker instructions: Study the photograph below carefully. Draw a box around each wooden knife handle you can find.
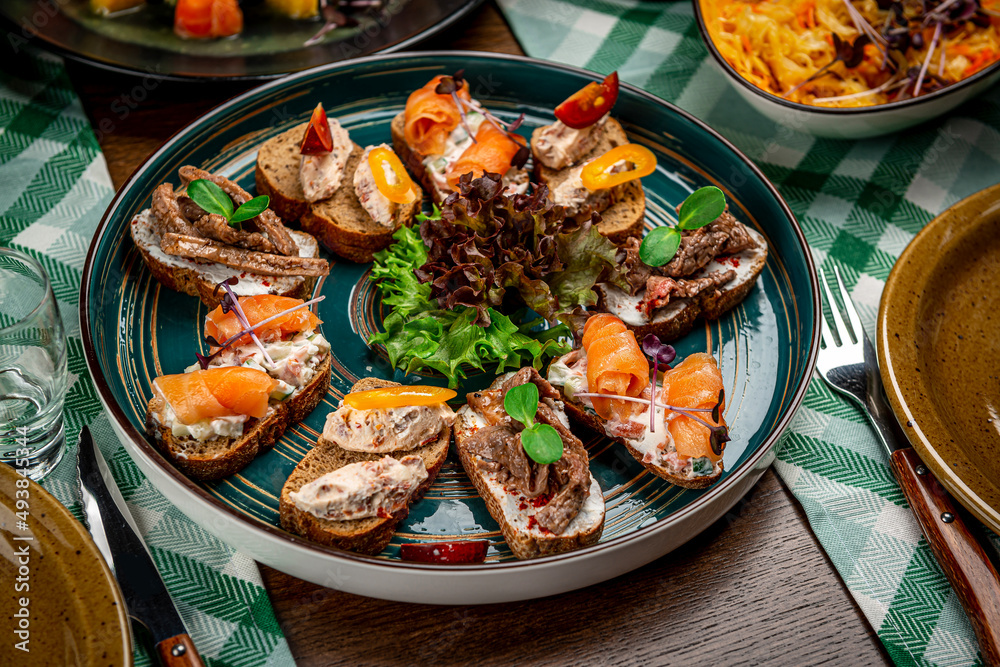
[155,634,205,667]
[891,448,1000,666]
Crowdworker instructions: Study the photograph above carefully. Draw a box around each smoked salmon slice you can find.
[661,353,726,462]
[204,295,320,347]
[154,367,276,424]
[582,314,649,421]
[404,76,471,157]
[445,120,526,189]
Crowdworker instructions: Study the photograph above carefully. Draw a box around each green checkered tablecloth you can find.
[0,49,294,667]
[497,0,1000,665]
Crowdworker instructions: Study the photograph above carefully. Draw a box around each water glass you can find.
[0,248,68,480]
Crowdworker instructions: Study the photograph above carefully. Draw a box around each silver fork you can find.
[815,266,1000,663]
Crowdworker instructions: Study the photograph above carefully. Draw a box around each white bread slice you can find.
[130,208,321,309]
[452,378,605,560]
[278,378,450,555]
[145,355,331,481]
[531,117,645,244]
[256,126,423,263]
[389,111,530,205]
[597,227,768,341]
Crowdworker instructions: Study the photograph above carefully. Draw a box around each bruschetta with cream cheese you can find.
[279,378,454,554]
[256,104,424,262]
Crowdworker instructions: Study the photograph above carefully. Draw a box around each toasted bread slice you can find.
[130,209,321,309]
[145,355,331,481]
[531,118,645,244]
[553,380,723,490]
[452,376,605,560]
[597,227,768,341]
[390,111,530,206]
[257,126,424,263]
[278,378,450,555]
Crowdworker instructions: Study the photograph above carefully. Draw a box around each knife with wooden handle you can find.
[76,426,205,667]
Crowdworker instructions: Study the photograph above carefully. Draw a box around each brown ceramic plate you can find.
[0,462,131,666]
[878,182,1000,534]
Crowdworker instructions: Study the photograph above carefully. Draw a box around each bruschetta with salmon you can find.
[390,72,531,203]
[547,314,730,489]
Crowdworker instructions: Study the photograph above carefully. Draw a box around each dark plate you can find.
[2,0,481,81]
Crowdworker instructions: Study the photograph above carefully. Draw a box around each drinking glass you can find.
[0,248,68,480]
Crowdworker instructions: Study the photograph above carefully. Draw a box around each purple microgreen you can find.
[641,334,677,434]
[452,92,478,144]
[510,145,530,170]
[304,0,354,47]
[710,424,731,457]
[573,390,728,449]
[215,279,275,366]
[711,389,725,424]
[507,113,526,132]
[913,21,942,97]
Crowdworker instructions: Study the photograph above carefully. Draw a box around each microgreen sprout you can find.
[186,179,270,231]
[641,334,676,434]
[196,288,326,369]
[504,382,564,465]
[205,278,276,367]
[782,33,872,99]
[639,186,727,267]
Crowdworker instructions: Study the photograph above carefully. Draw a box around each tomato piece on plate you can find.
[554,71,619,129]
[299,103,334,155]
[400,541,489,564]
[580,143,657,191]
[368,146,418,204]
[342,385,457,410]
[174,0,242,39]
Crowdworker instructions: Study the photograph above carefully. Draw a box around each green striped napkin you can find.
[497,1,1000,665]
[0,48,294,667]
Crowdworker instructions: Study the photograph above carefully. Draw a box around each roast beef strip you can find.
[712,210,758,255]
[159,233,330,277]
[661,208,757,279]
[191,212,279,253]
[616,237,652,295]
[641,270,736,316]
[464,367,591,534]
[151,184,203,238]
[178,166,299,257]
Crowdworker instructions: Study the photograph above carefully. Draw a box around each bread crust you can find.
[145,355,332,480]
[278,378,450,555]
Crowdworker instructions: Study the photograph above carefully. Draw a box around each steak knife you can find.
[77,426,205,667]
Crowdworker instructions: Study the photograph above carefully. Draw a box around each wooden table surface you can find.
[65,3,891,664]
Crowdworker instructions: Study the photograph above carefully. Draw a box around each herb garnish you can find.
[638,186,727,267]
[504,382,564,465]
[187,179,270,231]
[641,334,676,433]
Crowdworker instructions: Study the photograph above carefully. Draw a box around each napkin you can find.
[0,48,295,667]
[497,1,1000,665]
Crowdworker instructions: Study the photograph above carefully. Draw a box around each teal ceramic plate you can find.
[82,52,820,603]
[2,0,480,81]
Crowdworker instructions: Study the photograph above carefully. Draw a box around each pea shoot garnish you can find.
[639,186,727,267]
[504,382,564,465]
[187,179,270,231]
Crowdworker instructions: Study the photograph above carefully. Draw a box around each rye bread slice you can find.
[130,209,321,309]
[145,355,332,481]
[596,227,769,342]
[278,377,450,555]
[254,122,315,223]
[298,144,423,263]
[531,117,645,244]
[452,376,605,560]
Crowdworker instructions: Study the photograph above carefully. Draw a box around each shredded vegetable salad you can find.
[703,0,1000,106]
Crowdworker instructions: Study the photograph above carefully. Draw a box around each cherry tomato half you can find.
[368,146,419,204]
[400,541,489,564]
[580,143,657,192]
[299,103,333,156]
[554,71,619,129]
[343,385,457,410]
